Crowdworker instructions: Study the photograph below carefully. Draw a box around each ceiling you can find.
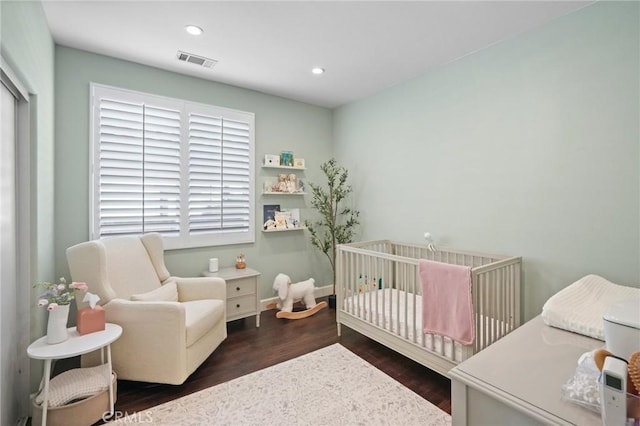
[41,1,592,108]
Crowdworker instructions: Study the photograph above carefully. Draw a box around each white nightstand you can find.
[203,267,261,327]
[27,323,122,426]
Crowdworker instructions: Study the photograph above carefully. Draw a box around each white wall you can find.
[333,1,640,320]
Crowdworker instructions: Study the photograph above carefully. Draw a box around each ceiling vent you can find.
[176,51,217,68]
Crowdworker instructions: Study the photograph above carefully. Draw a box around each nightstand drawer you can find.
[226,278,256,298]
[203,267,261,327]
[227,295,256,317]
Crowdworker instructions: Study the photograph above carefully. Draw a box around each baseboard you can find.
[260,284,333,311]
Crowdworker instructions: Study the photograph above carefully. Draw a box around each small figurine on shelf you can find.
[286,174,297,193]
[277,174,287,192]
[235,253,246,269]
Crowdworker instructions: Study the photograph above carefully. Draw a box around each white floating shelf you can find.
[262,192,306,196]
[262,226,307,233]
[262,164,306,170]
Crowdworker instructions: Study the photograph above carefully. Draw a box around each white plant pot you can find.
[46,304,70,344]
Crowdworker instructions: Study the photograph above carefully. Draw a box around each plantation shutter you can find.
[97,98,145,236]
[142,105,181,235]
[189,113,223,233]
[92,84,254,248]
[97,98,181,237]
[220,118,251,232]
[188,114,251,235]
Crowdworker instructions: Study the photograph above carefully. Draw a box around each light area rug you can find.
[114,344,451,425]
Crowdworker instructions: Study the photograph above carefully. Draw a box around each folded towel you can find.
[541,274,640,340]
[420,259,475,345]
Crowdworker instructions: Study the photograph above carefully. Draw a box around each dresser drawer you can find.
[226,277,256,298]
[203,267,261,325]
[227,294,256,317]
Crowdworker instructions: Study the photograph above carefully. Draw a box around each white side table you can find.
[27,323,122,426]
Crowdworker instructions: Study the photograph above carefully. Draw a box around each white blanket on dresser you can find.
[541,274,640,340]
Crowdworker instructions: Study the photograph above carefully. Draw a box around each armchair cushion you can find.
[175,277,226,302]
[184,300,225,347]
[130,281,178,302]
[101,237,162,299]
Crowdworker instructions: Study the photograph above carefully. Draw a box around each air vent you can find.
[176,51,217,68]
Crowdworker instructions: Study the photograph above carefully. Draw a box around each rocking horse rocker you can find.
[269,273,327,319]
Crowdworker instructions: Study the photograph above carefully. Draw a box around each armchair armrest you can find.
[105,299,186,338]
[171,276,226,302]
[97,299,189,384]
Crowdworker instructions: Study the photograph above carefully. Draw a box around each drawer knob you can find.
[236,287,240,291]
[236,304,240,308]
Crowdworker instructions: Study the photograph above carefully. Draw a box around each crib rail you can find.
[336,241,522,371]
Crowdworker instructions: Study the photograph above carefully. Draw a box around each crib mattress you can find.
[343,288,464,362]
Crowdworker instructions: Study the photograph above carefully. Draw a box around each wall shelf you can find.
[262,192,306,196]
[262,154,306,235]
[262,164,306,171]
[262,226,307,233]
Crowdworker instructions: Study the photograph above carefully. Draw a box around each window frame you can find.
[90,83,255,249]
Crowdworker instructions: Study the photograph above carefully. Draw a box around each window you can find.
[91,84,255,249]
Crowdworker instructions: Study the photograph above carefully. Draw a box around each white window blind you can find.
[188,113,251,235]
[91,84,255,249]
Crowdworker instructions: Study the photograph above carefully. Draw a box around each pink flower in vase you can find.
[47,303,59,311]
[69,282,88,291]
[37,299,49,307]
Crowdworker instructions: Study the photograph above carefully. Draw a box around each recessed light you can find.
[311,67,325,75]
[185,25,204,36]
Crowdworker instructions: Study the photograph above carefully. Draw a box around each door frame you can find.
[1,56,32,424]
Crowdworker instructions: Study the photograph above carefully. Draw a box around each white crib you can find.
[336,240,522,377]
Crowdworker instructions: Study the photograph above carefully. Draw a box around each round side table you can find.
[27,323,122,426]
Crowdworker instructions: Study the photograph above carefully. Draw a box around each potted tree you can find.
[305,158,360,309]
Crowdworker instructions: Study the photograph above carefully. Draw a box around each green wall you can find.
[19,0,640,340]
[333,1,640,320]
[54,46,334,299]
[1,0,55,392]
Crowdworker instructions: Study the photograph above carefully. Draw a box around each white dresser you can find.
[203,267,261,327]
[450,316,603,426]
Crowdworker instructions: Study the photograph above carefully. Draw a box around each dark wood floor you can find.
[103,298,451,422]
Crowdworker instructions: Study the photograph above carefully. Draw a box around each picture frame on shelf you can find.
[263,204,280,223]
[293,158,305,168]
[274,210,291,229]
[280,151,294,167]
[283,208,300,228]
[264,154,280,166]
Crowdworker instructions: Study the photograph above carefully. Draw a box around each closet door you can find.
[0,79,18,426]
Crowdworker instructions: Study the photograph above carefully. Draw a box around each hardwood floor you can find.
[106,298,451,421]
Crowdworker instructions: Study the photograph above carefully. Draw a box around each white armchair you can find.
[66,233,227,385]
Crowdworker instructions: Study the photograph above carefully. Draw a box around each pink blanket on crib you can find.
[419,259,475,345]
